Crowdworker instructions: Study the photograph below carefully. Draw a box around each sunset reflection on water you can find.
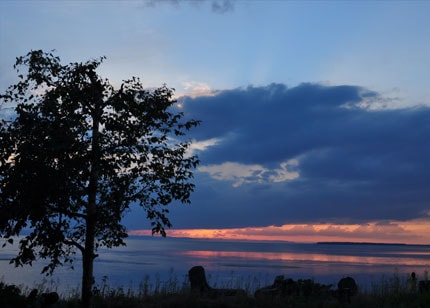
[1,237,429,294]
[178,249,430,267]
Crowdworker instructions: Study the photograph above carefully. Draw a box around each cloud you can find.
[180,81,217,98]
[199,159,299,187]
[129,218,430,244]
[189,137,221,151]
[143,0,235,14]
[211,0,234,14]
[165,83,430,228]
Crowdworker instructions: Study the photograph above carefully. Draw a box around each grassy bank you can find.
[1,272,430,308]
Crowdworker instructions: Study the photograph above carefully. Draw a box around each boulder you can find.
[188,266,211,294]
[188,266,246,297]
[254,275,298,298]
[337,276,357,302]
[255,276,332,299]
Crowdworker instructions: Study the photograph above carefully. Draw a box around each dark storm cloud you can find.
[183,83,371,163]
[166,83,430,228]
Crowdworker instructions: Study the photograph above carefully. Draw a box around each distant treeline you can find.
[317,242,407,246]
[317,241,430,247]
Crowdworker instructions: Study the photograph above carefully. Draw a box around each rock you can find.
[189,266,211,294]
[337,276,357,302]
[254,275,298,298]
[188,266,246,297]
[28,289,38,300]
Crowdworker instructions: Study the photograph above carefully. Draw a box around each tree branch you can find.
[53,207,87,220]
[63,238,84,254]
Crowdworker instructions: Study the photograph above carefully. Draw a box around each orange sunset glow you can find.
[129,219,430,245]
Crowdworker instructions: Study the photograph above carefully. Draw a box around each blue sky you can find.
[1,1,430,243]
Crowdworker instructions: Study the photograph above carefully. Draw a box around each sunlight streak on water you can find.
[178,249,429,266]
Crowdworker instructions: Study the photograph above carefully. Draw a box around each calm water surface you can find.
[1,236,429,294]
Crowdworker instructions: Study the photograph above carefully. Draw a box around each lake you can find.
[1,236,429,295]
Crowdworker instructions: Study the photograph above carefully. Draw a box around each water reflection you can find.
[178,249,430,267]
[1,237,429,294]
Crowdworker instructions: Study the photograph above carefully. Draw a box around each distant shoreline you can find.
[127,235,430,246]
[316,241,425,246]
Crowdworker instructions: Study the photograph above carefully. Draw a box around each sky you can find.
[1,0,430,244]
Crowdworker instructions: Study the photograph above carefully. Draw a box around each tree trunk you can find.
[81,217,96,308]
[81,84,102,308]
[81,179,97,308]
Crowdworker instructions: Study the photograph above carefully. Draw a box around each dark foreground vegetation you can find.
[1,269,430,308]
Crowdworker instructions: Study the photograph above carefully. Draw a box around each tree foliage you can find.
[0,50,200,307]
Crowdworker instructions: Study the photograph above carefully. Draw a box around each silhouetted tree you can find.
[0,50,200,308]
